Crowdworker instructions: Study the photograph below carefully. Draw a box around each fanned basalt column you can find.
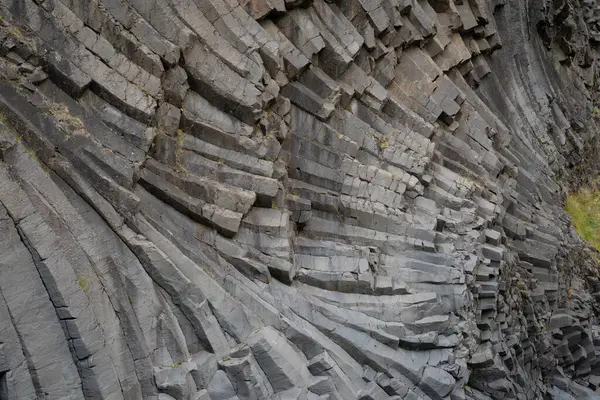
[1,0,600,399]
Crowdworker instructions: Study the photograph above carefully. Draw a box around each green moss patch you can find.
[565,187,600,251]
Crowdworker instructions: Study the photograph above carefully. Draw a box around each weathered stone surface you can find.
[243,0,286,20]
[207,370,238,400]
[163,66,190,108]
[184,43,262,125]
[419,367,456,399]
[0,0,600,398]
[248,326,312,392]
[188,352,217,390]
[155,362,196,399]
[156,102,181,137]
[220,350,274,398]
[0,205,85,399]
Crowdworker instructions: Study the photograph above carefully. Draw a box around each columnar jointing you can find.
[0,0,598,399]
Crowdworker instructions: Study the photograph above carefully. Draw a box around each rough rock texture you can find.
[1,0,600,399]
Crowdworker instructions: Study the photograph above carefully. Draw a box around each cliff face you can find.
[0,0,599,399]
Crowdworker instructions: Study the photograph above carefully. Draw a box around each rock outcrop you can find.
[0,0,600,399]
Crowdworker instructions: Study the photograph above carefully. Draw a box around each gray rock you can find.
[164,66,190,108]
[281,82,335,121]
[0,204,85,399]
[1,0,599,399]
[307,352,360,399]
[45,51,91,97]
[244,0,286,20]
[220,351,274,399]
[248,327,312,392]
[469,343,495,369]
[27,68,48,84]
[195,390,211,400]
[208,370,238,400]
[419,367,456,399]
[359,381,392,399]
[184,43,262,125]
[190,352,218,390]
[156,102,182,137]
[155,362,196,400]
[276,10,325,59]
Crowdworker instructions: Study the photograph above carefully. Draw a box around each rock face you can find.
[1,0,600,399]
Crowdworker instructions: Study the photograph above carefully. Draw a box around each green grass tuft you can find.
[77,277,88,291]
[566,187,600,251]
[8,26,24,40]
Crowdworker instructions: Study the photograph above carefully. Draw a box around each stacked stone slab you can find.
[0,0,600,399]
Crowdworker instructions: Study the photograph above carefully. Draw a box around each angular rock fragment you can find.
[248,326,313,392]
